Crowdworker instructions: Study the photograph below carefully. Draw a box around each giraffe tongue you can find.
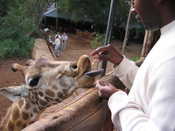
[85,69,104,77]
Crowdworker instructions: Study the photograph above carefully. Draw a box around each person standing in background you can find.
[62,32,68,50]
[54,34,62,57]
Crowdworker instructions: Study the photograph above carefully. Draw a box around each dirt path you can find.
[0,59,27,123]
[0,33,142,123]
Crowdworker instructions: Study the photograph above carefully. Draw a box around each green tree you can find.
[0,0,11,16]
[59,0,110,24]
[58,0,129,25]
[0,0,53,58]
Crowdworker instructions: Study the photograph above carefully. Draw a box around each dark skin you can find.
[91,0,175,98]
[90,45,123,98]
[133,0,175,29]
[96,80,120,98]
[90,44,123,65]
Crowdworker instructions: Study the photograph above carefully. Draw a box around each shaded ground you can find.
[0,59,27,123]
[0,32,142,123]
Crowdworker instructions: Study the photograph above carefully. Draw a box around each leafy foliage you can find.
[59,0,110,24]
[58,0,130,25]
[130,56,140,61]
[0,0,53,59]
[58,0,144,41]
[0,0,34,58]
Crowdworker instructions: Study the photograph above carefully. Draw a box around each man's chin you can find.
[142,21,160,31]
[136,15,160,31]
[144,24,160,31]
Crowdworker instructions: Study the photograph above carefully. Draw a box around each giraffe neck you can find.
[28,82,77,111]
[30,87,73,110]
[0,97,40,131]
[1,77,78,130]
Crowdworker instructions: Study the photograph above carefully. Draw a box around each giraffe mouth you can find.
[76,55,104,78]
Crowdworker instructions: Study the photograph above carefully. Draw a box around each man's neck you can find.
[159,7,175,28]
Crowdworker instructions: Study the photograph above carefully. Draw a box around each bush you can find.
[90,33,105,48]
[0,0,37,59]
[130,56,140,62]
[0,38,34,59]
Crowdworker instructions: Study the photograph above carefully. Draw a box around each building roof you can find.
[43,4,93,23]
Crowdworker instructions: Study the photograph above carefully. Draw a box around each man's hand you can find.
[90,44,123,65]
[96,80,121,98]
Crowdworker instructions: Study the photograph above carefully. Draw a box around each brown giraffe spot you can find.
[45,96,55,102]
[12,107,20,121]
[16,120,22,127]
[7,120,14,131]
[63,89,68,94]
[44,96,51,102]
[39,99,47,107]
[32,93,38,102]
[21,123,27,129]
[25,102,31,110]
[45,89,55,97]
[31,96,35,101]
[55,98,61,102]
[57,91,64,98]
[52,85,58,90]
[59,79,67,87]
[18,99,24,107]
[29,95,37,105]
[34,91,39,100]
[30,113,33,117]
[39,91,44,97]
[31,100,36,105]
[22,111,29,120]
[33,107,38,113]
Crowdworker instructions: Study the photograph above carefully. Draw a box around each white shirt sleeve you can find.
[113,57,139,89]
[108,59,175,131]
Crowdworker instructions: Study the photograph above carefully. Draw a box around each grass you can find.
[130,56,140,62]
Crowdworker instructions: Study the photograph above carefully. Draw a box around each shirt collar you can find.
[161,20,175,35]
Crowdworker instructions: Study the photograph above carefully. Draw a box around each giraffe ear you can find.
[0,85,28,102]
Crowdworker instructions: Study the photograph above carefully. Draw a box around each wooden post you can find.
[141,29,160,57]
[122,6,132,54]
[141,30,153,57]
[136,29,160,66]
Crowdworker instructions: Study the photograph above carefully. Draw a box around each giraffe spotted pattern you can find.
[0,55,97,131]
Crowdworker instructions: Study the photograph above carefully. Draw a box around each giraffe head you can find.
[11,59,42,87]
[1,55,96,103]
[0,55,98,130]
[11,55,95,89]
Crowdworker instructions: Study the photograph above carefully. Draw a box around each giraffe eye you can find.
[29,75,41,87]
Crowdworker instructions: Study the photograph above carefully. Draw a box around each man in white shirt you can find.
[54,35,62,56]
[91,0,175,131]
[62,32,68,50]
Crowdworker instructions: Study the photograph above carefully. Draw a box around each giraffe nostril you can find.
[28,75,41,87]
[71,64,77,70]
[11,67,17,72]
